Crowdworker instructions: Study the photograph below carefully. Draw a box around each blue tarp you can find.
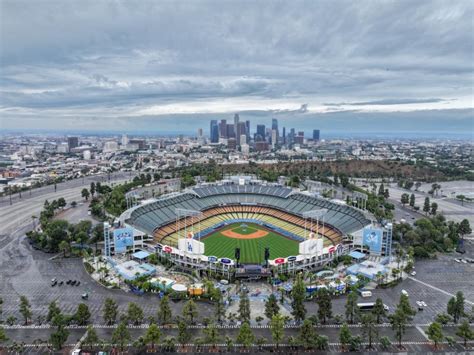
[349,251,366,260]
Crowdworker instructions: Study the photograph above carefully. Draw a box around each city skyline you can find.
[1,1,473,135]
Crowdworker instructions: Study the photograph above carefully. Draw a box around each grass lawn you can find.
[202,223,299,264]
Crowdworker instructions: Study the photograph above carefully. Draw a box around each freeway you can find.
[0,172,136,236]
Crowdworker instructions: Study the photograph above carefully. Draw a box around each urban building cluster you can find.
[1,115,471,193]
[208,114,320,153]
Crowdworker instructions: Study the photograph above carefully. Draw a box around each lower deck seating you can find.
[154,204,342,247]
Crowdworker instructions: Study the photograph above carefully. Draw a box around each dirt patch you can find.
[221,228,269,239]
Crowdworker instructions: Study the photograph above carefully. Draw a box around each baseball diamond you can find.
[201,223,299,264]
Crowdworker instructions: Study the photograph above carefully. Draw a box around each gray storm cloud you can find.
[0,0,472,133]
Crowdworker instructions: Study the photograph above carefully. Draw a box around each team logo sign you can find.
[274,258,286,264]
[164,246,172,253]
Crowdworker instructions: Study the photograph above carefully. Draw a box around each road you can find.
[0,171,135,207]
[0,172,136,236]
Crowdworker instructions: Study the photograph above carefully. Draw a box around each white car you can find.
[461,259,467,264]
[401,289,409,296]
[455,259,461,263]
[410,271,417,276]
[421,301,427,307]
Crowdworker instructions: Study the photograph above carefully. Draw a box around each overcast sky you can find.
[0,0,473,136]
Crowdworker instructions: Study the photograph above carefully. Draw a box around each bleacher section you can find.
[125,184,370,248]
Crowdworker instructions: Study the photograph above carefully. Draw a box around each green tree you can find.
[103,298,118,325]
[456,320,474,348]
[380,335,391,350]
[0,326,9,346]
[90,182,95,197]
[236,322,255,349]
[111,321,131,351]
[270,314,285,350]
[74,303,91,325]
[389,308,408,348]
[339,323,352,351]
[316,288,332,324]
[398,294,416,320]
[372,298,387,323]
[361,313,378,349]
[291,273,306,322]
[401,193,409,206]
[345,291,359,324]
[182,299,198,324]
[57,197,67,209]
[19,296,32,325]
[47,301,61,323]
[409,193,415,207]
[127,302,144,325]
[431,202,438,215]
[81,188,90,201]
[58,240,70,257]
[238,291,251,323]
[448,291,465,323]
[157,295,172,325]
[144,323,161,351]
[49,314,69,350]
[423,197,431,214]
[177,321,189,347]
[264,294,280,321]
[458,219,472,237]
[299,319,317,349]
[82,325,100,350]
[427,322,444,349]
[215,294,226,322]
[203,322,220,349]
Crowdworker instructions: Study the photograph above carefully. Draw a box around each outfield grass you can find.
[202,223,299,264]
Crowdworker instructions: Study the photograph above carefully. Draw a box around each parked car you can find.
[410,271,417,276]
[51,278,57,287]
[81,293,88,300]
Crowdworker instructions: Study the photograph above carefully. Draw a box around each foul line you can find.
[408,276,474,305]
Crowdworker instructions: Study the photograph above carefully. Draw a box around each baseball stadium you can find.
[120,178,371,271]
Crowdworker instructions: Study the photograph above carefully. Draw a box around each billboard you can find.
[299,238,323,256]
[114,227,134,253]
[362,227,383,253]
[178,238,205,255]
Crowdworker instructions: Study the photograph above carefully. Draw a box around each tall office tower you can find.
[240,134,247,146]
[256,124,265,141]
[210,120,219,143]
[245,120,250,139]
[236,121,246,145]
[198,128,203,138]
[282,127,286,145]
[313,129,320,141]
[226,124,235,138]
[227,138,237,150]
[290,128,295,145]
[121,134,129,147]
[67,136,79,151]
[234,113,240,128]
[271,129,277,148]
[219,119,227,138]
[271,118,279,141]
[295,131,304,145]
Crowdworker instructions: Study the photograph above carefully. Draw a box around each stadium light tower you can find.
[175,208,203,240]
[302,209,328,238]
